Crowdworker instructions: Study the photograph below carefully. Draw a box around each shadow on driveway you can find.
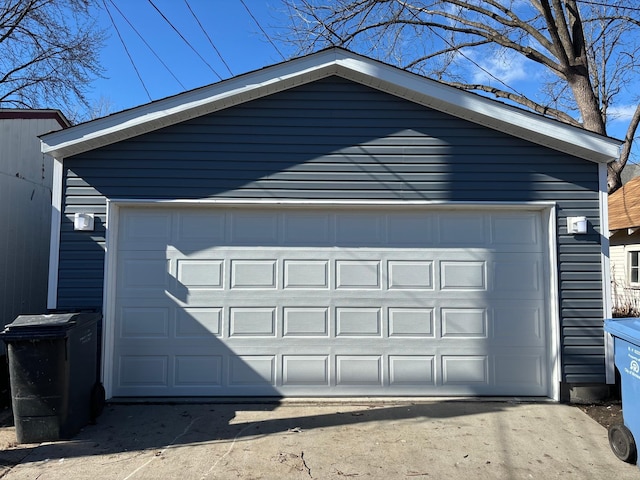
[1,400,638,480]
[0,400,515,463]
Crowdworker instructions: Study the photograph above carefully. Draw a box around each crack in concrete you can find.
[301,450,312,478]
[121,416,200,480]
[199,423,256,480]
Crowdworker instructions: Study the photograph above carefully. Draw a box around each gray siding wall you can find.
[59,77,604,385]
[1,117,60,335]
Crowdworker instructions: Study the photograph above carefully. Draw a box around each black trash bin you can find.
[0,312,102,443]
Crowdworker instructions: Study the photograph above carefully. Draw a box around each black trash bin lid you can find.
[1,312,101,340]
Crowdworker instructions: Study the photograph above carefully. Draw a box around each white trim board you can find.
[106,198,557,209]
[41,48,621,164]
[47,158,63,310]
[546,204,561,401]
[599,162,615,384]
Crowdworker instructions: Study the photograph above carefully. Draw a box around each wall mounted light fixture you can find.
[74,212,95,231]
[567,216,588,234]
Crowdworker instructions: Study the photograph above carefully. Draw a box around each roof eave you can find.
[610,226,640,235]
[41,48,622,163]
[41,50,344,158]
[331,55,621,164]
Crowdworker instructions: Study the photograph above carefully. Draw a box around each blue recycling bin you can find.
[604,318,640,466]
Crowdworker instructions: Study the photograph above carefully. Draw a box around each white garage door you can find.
[111,206,550,397]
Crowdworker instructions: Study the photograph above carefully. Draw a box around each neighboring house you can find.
[0,109,69,335]
[608,176,640,314]
[621,164,640,184]
[40,48,621,402]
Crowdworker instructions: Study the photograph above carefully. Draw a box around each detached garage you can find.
[41,48,620,401]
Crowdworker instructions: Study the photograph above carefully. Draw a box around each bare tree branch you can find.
[613,103,640,190]
[446,80,583,127]
[0,0,105,120]
[403,39,491,70]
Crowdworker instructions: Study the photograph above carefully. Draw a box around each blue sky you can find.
[90,1,294,112]
[89,1,634,151]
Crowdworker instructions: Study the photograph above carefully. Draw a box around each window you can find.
[630,251,640,284]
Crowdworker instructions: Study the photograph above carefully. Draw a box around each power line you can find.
[102,0,152,101]
[239,0,286,60]
[183,0,234,77]
[147,0,223,81]
[402,6,527,99]
[576,0,640,12]
[107,0,186,90]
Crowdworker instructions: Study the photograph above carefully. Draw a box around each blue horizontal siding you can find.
[58,76,605,385]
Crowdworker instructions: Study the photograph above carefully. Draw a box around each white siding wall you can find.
[0,115,64,339]
[609,231,640,313]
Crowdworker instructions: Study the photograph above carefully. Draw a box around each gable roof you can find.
[609,176,640,231]
[40,47,621,162]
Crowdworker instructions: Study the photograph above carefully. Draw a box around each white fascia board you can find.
[332,54,621,164]
[41,48,621,163]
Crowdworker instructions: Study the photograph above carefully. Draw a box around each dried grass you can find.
[611,276,640,317]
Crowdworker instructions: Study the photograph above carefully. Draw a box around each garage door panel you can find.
[176,308,222,337]
[120,259,169,289]
[229,355,276,386]
[284,260,329,288]
[112,206,550,397]
[120,307,170,338]
[493,255,543,296]
[439,214,487,245]
[336,260,381,289]
[440,308,488,338]
[493,301,544,345]
[177,260,223,288]
[335,213,383,245]
[440,261,486,290]
[388,308,434,337]
[336,355,383,386]
[229,307,276,336]
[442,355,489,385]
[282,355,330,386]
[121,212,172,247]
[230,260,277,289]
[336,308,382,336]
[388,261,434,289]
[387,214,435,245]
[491,214,540,246]
[283,212,332,244]
[389,356,435,385]
[230,212,279,244]
[176,211,226,243]
[283,307,329,336]
[119,355,169,387]
[174,355,223,386]
[494,353,544,387]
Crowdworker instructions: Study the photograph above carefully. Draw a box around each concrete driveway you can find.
[0,400,637,479]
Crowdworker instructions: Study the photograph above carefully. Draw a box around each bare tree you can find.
[0,0,105,121]
[64,94,116,124]
[283,0,640,193]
